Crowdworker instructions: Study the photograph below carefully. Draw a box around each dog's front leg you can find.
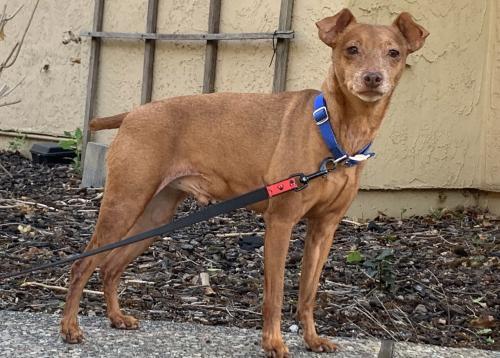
[297,217,339,353]
[261,219,294,358]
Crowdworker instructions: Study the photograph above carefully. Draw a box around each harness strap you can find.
[313,93,375,166]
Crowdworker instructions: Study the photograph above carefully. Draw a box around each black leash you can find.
[0,157,340,281]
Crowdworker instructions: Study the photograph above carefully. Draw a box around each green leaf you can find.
[346,250,364,264]
[74,127,83,140]
[376,248,394,261]
[477,328,492,335]
[59,140,75,150]
[365,268,377,277]
[363,259,376,268]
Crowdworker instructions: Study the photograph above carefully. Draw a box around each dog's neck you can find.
[321,65,392,155]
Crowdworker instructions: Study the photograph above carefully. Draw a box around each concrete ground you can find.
[0,311,497,358]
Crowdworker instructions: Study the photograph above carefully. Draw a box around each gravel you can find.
[1,311,498,358]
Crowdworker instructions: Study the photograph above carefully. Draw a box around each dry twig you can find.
[21,281,104,296]
[0,161,13,178]
[0,98,20,107]
[215,231,265,238]
[0,0,40,107]
[353,300,398,341]
[0,0,39,74]
[0,4,24,40]
[181,303,262,316]
[427,268,451,327]
[0,198,57,211]
[341,218,363,226]
[374,294,400,329]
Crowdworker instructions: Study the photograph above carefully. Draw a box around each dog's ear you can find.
[316,8,356,48]
[393,12,429,53]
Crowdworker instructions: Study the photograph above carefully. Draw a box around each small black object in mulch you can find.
[238,235,264,251]
[452,246,469,257]
[30,142,75,165]
[367,220,384,232]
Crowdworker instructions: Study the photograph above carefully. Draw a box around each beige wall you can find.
[0,0,91,135]
[1,0,499,214]
[347,0,490,191]
[483,0,500,191]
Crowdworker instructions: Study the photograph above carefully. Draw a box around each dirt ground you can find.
[0,151,498,351]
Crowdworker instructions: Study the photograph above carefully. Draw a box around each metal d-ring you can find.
[319,157,337,173]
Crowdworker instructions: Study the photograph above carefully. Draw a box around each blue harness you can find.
[312,93,375,166]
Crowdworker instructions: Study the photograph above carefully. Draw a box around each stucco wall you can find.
[0,0,91,135]
[285,0,491,190]
[483,0,500,191]
[0,0,498,195]
[343,0,490,191]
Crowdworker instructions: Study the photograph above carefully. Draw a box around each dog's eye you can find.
[388,49,400,58]
[346,46,359,55]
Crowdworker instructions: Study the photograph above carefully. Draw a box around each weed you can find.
[429,207,453,220]
[8,133,26,152]
[345,247,397,292]
[400,208,407,220]
[59,128,83,173]
[363,248,396,292]
[346,250,364,264]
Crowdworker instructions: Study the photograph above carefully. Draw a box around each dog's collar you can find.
[312,93,375,166]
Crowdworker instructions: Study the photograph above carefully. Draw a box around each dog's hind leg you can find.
[60,147,164,343]
[99,186,186,330]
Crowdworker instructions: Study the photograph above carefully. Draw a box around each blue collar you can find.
[312,93,375,167]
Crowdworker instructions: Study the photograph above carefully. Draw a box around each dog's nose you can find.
[363,72,383,88]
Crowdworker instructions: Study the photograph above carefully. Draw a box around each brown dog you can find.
[61,9,428,357]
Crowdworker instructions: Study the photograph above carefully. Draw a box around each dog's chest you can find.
[311,167,361,211]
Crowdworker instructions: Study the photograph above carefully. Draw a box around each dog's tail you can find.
[89,112,128,131]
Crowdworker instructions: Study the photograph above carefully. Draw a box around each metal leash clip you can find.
[293,156,343,192]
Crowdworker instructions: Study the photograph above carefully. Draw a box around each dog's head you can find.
[317,9,429,103]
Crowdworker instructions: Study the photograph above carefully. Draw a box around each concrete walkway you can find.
[0,311,497,357]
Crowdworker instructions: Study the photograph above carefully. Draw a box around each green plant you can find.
[476,328,495,345]
[59,128,83,173]
[400,208,407,220]
[8,133,26,152]
[363,248,396,292]
[346,250,364,264]
[429,207,447,220]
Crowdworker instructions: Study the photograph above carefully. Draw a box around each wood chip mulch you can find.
[0,151,498,351]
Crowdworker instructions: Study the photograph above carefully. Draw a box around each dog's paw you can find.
[109,314,140,330]
[264,347,290,358]
[263,338,289,358]
[304,335,338,353]
[60,320,84,344]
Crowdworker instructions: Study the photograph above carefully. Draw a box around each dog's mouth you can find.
[355,90,385,103]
